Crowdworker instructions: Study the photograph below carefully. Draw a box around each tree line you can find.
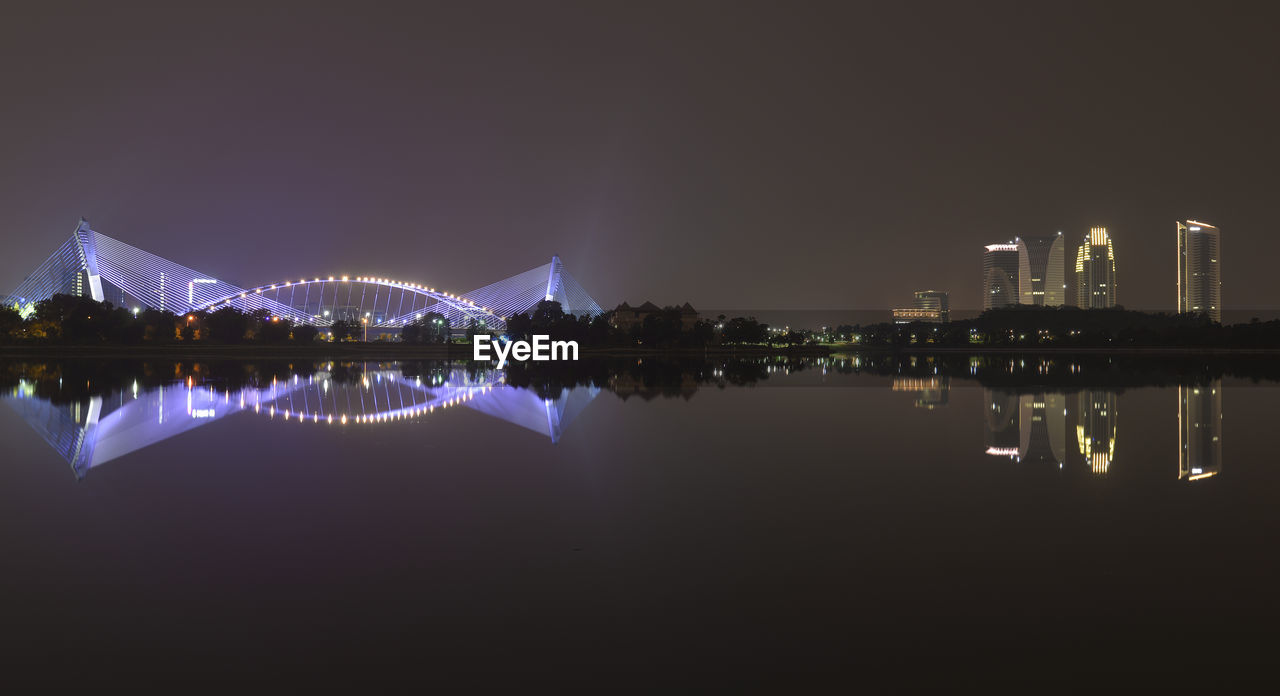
[503,300,798,348]
[846,306,1280,349]
[0,294,320,345]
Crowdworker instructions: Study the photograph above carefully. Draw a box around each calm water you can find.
[2,356,1279,689]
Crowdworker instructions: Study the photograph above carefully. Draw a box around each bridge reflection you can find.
[5,366,598,479]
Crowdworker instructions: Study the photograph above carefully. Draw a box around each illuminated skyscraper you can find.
[1017,233,1065,306]
[1179,382,1222,481]
[983,243,1019,310]
[1074,226,1117,309]
[1177,220,1222,322]
[1075,390,1117,475]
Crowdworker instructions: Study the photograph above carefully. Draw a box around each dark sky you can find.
[2,1,1277,311]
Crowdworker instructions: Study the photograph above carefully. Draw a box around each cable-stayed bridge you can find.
[3,220,602,330]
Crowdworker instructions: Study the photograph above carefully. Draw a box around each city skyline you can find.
[1,3,1277,311]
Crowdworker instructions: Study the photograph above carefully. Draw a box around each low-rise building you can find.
[892,290,949,324]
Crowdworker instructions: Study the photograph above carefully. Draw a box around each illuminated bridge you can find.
[3,220,602,330]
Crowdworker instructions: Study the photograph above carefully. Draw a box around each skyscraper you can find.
[983,243,1019,310]
[1179,382,1222,481]
[1075,226,1117,308]
[1177,220,1222,322]
[1017,233,1065,306]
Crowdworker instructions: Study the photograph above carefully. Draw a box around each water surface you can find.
[2,356,1277,688]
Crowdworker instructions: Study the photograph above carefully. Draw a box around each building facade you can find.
[892,290,949,324]
[913,290,949,322]
[1075,226,1117,308]
[892,308,943,324]
[1177,220,1221,322]
[1017,233,1065,306]
[983,243,1020,310]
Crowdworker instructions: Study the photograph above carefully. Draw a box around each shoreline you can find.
[3,343,1280,359]
[827,345,1280,355]
[0,343,833,360]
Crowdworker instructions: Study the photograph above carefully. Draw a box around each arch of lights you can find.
[194,277,507,330]
[4,220,603,329]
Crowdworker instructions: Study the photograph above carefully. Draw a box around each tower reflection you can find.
[1179,381,1223,481]
[1075,391,1117,475]
[984,389,1020,458]
[1018,393,1066,468]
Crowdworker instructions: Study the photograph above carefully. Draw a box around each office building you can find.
[1176,220,1222,322]
[913,290,949,322]
[983,243,1019,310]
[892,290,949,324]
[1017,233,1065,306]
[1074,226,1117,308]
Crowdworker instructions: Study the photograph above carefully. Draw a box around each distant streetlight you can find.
[186,314,194,324]
[361,316,368,342]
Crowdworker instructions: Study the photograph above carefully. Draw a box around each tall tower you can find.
[1177,220,1221,322]
[1075,226,1117,308]
[1017,233,1065,306]
[983,243,1019,310]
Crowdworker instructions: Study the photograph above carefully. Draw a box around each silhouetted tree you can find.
[332,319,358,342]
[292,325,319,343]
[401,312,450,343]
[0,305,23,344]
[205,306,250,343]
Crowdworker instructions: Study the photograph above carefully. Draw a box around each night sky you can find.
[2,2,1277,311]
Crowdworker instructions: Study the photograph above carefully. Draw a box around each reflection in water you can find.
[984,389,1072,469]
[5,366,599,479]
[1076,391,1117,475]
[984,389,1107,474]
[892,376,950,409]
[984,389,1020,458]
[3,356,1235,484]
[1179,381,1223,481]
[1019,393,1067,469]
